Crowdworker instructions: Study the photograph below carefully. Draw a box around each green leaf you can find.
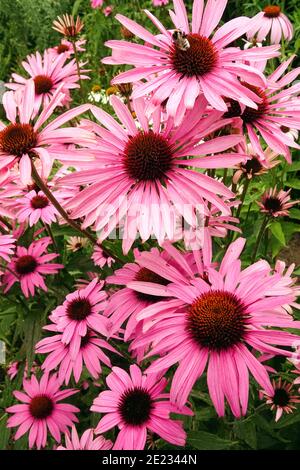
[233,420,257,449]
[0,414,11,449]
[287,161,300,172]
[285,179,300,190]
[289,208,300,220]
[187,431,237,450]
[269,221,286,245]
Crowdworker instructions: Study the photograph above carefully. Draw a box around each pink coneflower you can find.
[6,50,89,113]
[35,329,117,385]
[0,81,95,185]
[129,238,300,417]
[7,361,37,380]
[90,0,104,8]
[16,190,59,226]
[103,0,280,118]
[66,237,89,253]
[62,95,247,253]
[49,279,108,355]
[233,144,280,184]
[258,187,300,218]
[49,39,86,58]
[0,234,15,262]
[224,56,300,162]
[103,6,113,17]
[91,364,192,450]
[3,236,63,298]
[261,378,300,421]
[6,373,79,449]
[92,245,115,269]
[152,0,169,6]
[57,426,113,450]
[247,6,293,44]
[53,14,84,39]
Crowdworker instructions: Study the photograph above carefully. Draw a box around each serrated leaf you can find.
[187,431,237,450]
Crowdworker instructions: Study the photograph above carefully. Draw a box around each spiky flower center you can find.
[134,267,169,302]
[57,44,70,54]
[273,388,290,407]
[15,255,38,275]
[0,124,38,157]
[66,297,92,321]
[171,34,218,77]
[187,290,248,350]
[34,75,54,95]
[29,395,54,419]
[30,195,49,209]
[243,156,263,175]
[119,387,154,426]
[263,196,283,214]
[123,131,173,182]
[225,84,268,124]
[80,331,92,349]
[263,5,281,18]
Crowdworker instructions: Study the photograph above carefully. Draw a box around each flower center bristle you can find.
[57,43,70,54]
[243,156,263,175]
[123,131,173,182]
[30,195,49,209]
[119,387,154,426]
[264,196,283,214]
[224,84,268,124]
[67,297,92,321]
[171,34,218,77]
[29,395,54,419]
[186,290,247,350]
[273,388,290,407]
[80,331,92,349]
[134,267,169,303]
[263,5,281,17]
[0,124,38,157]
[34,75,54,95]
[15,255,38,275]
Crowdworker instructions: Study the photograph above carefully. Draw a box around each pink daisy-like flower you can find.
[261,378,300,422]
[35,329,117,385]
[258,187,300,218]
[103,6,113,17]
[92,245,115,269]
[6,373,79,449]
[129,238,300,417]
[6,49,89,113]
[49,279,108,355]
[0,81,95,185]
[232,143,280,184]
[16,190,59,226]
[56,425,113,450]
[62,95,247,253]
[3,236,63,298]
[103,0,280,119]
[0,234,15,263]
[224,56,300,162]
[91,364,192,450]
[247,5,293,44]
[49,39,86,58]
[91,0,104,8]
[152,0,169,6]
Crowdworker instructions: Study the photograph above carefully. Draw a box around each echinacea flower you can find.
[90,0,104,8]
[36,328,118,385]
[103,0,280,119]
[62,95,247,253]
[6,49,89,113]
[258,187,300,218]
[247,6,293,44]
[16,190,59,226]
[152,0,169,6]
[261,378,300,421]
[103,6,113,17]
[224,56,300,162]
[49,39,86,58]
[53,14,84,39]
[129,238,300,417]
[0,81,95,185]
[6,373,79,449]
[91,364,192,450]
[232,143,280,184]
[92,245,115,268]
[3,236,63,297]
[56,426,113,450]
[49,279,108,355]
[66,237,89,252]
[0,234,15,262]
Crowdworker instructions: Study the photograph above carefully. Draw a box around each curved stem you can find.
[251,214,270,263]
[235,178,250,221]
[30,161,119,262]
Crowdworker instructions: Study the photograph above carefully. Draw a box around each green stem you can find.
[0,216,12,231]
[235,178,250,221]
[222,168,228,186]
[251,214,270,263]
[71,39,84,100]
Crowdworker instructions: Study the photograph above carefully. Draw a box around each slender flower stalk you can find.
[251,214,270,263]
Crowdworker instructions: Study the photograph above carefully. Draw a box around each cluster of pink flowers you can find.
[2,0,300,452]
